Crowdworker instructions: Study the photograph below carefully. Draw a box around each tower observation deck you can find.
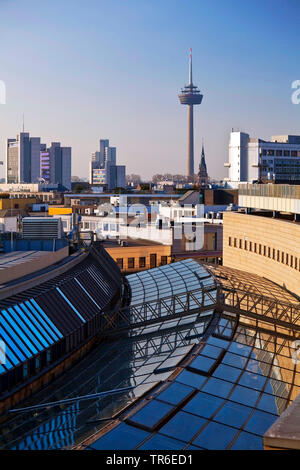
[178,49,203,179]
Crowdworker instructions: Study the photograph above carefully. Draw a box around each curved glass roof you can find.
[128,259,213,306]
[1,260,300,450]
[79,314,299,450]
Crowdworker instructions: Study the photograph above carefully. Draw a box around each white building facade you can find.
[225,132,300,188]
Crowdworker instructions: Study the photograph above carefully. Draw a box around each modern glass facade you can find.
[1,258,299,450]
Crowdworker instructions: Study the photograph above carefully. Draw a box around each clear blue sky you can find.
[0,0,300,180]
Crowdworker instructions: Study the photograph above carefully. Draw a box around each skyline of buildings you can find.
[6,131,71,190]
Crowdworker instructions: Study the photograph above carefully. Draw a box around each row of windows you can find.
[116,255,169,270]
[0,305,111,394]
[228,237,300,271]
[261,149,300,157]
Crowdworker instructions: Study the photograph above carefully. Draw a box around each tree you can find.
[74,184,84,193]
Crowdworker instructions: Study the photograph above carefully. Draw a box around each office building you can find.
[48,142,71,190]
[89,139,126,189]
[6,132,41,184]
[6,133,71,190]
[225,131,300,187]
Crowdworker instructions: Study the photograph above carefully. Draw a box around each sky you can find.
[0,0,300,181]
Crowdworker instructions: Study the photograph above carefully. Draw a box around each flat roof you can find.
[102,238,164,248]
[65,193,181,198]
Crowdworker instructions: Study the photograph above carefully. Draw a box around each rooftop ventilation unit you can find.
[22,217,63,239]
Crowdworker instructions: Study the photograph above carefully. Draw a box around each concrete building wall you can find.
[223,211,300,297]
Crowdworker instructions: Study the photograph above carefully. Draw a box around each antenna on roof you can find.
[22,113,25,132]
[188,48,193,86]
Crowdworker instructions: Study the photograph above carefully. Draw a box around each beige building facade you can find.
[223,211,300,297]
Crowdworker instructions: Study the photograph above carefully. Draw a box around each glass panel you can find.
[229,385,260,407]
[175,370,207,389]
[222,352,248,369]
[214,401,252,428]
[89,423,149,450]
[19,303,55,344]
[230,431,264,450]
[201,377,234,399]
[256,393,281,415]
[188,356,216,374]
[244,410,278,436]
[13,305,49,348]
[200,344,224,359]
[160,411,206,442]
[128,400,173,429]
[0,311,33,358]
[28,299,63,338]
[213,364,242,382]
[183,392,224,419]
[138,434,185,450]
[238,371,267,391]
[157,382,194,405]
[193,422,237,450]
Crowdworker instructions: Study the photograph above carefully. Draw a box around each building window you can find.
[291,151,297,157]
[276,150,282,156]
[272,249,275,260]
[259,244,262,255]
[161,256,168,265]
[290,255,293,268]
[139,257,146,268]
[229,237,232,246]
[249,242,252,252]
[234,238,237,247]
[23,363,28,379]
[284,150,290,157]
[239,239,242,249]
[281,252,285,263]
[254,243,257,253]
[263,245,266,256]
[128,258,135,269]
[268,247,271,258]
[150,253,157,268]
[277,250,280,262]
[286,253,289,265]
[244,240,248,250]
[295,257,298,270]
[116,258,123,269]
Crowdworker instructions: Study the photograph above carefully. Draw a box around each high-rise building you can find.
[178,49,203,180]
[48,142,71,190]
[6,133,71,189]
[225,131,300,187]
[6,132,41,184]
[89,139,126,189]
[40,143,51,183]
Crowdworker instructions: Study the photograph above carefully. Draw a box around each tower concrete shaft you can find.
[178,49,203,180]
[188,104,194,176]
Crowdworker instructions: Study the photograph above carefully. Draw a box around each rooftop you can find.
[101,238,164,248]
[1,259,300,450]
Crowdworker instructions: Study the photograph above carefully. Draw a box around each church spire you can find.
[198,140,209,187]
